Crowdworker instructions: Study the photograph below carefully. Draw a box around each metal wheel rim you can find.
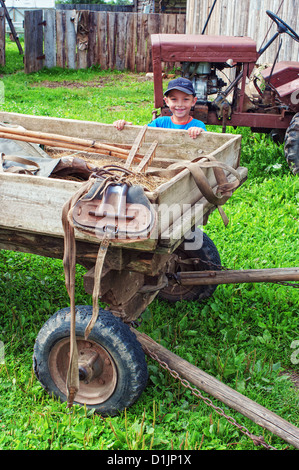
[48,337,117,405]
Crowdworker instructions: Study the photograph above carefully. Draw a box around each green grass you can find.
[0,40,298,451]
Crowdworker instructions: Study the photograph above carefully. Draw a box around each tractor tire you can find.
[158,229,221,302]
[284,113,299,175]
[33,305,148,416]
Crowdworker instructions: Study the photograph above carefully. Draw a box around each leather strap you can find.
[1,153,40,174]
[62,168,135,407]
[146,156,241,226]
[62,178,95,407]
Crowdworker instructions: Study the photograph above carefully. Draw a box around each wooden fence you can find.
[24,9,186,73]
[186,0,299,63]
[56,4,134,12]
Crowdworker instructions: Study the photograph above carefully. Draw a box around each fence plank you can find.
[97,11,107,70]
[146,14,160,73]
[65,10,76,69]
[24,10,43,74]
[44,9,56,69]
[125,13,137,72]
[87,11,97,68]
[107,12,116,70]
[0,7,5,67]
[115,13,127,70]
[56,10,66,68]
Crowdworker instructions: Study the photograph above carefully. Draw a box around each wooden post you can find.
[177,268,299,285]
[133,329,299,449]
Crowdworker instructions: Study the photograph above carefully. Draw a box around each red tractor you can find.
[151,10,299,174]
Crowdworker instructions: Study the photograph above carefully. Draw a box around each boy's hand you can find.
[113,119,132,130]
[188,127,204,139]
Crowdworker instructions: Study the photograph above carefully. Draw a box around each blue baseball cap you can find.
[164,77,196,96]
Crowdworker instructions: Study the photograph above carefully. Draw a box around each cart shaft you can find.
[177,267,299,285]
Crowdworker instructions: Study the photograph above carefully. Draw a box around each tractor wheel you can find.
[33,306,148,416]
[284,113,299,175]
[158,229,221,302]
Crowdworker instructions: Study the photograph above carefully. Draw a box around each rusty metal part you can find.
[48,337,117,405]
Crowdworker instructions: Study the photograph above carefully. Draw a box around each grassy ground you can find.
[0,39,298,451]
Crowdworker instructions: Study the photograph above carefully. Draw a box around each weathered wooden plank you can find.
[87,11,97,68]
[125,13,137,72]
[136,14,147,73]
[115,13,127,70]
[24,10,43,73]
[107,12,116,70]
[44,9,56,69]
[145,14,160,73]
[56,10,66,68]
[65,10,76,69]
[97,11,108,69]
[0,7,5,67]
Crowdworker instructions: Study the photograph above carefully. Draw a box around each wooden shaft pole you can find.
[0,132,142,162]
[0,126,130,155]
[177,267,299,285]
[133,329,299,449]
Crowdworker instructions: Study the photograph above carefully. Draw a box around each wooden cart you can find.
[1,112,298,448]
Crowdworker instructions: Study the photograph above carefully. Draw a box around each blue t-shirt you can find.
[148,116,206,131]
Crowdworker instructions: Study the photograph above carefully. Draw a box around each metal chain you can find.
[145,347,277,450]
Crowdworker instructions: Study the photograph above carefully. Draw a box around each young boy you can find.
[113,77,206,139]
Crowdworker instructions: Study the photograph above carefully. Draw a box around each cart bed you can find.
[0,112,247,255]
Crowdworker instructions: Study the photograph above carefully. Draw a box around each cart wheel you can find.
[158,229,221,302]
[284,113,299,175]
[33,305,148,416]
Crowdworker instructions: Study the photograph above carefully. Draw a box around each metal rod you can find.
[201,0,217,34]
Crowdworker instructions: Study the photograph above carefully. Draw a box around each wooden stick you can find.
[125,125,148,169]
[136,140,158,173]
[133,329,299,449]
[0,126,130,156]
[0,132,142,163]
[177,267,299,285]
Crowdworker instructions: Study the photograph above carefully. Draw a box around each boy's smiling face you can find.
[164,89,197,124]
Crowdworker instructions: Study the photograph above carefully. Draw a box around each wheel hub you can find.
[48,337,117,405]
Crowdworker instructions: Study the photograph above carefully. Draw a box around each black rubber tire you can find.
[284,113,299,175]
[33,306,148,416]
[158,229,221,302]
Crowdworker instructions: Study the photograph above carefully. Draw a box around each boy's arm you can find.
[113,119,133,130]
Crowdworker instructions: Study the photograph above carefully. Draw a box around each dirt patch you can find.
[281,369,299,389]
[32,73,151,89]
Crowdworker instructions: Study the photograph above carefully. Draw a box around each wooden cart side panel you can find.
[0,172,157,251]
[0,112,240,160]
[153,135,242,233]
